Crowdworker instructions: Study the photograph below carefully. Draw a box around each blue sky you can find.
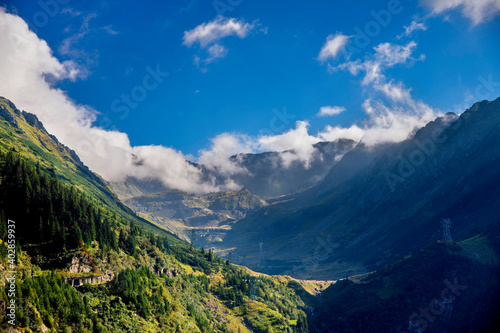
[1,0,500,192]
[4,0,500,154]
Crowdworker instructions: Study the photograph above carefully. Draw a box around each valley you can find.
[0,96,499,332]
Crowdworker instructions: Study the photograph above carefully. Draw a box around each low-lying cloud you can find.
[1,9,442,195]
[0,9,220,194]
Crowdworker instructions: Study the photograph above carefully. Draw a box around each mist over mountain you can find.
[0,96,315,333]
[110,138,357,199]
[221,98,500,280]
[1,94,500,332]
[2,0,500,330]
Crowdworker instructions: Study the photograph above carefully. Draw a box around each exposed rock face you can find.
[109,139,357,244]
[0,98,21,129]
[67,255,93,274]
[123,188,268,241]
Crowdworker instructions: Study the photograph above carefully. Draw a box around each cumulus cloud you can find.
[317,106,346,117]
[420,0,500,25]
[258,121,322,168]
[198,133,255,175]
[318,124,365,143]
[183,16,255,47]
[317,33,350,62]
[0,9,227,194]
[0,9,331,193]
[183,17,259,67]
[325,37,439,147]
[0,9,443,196]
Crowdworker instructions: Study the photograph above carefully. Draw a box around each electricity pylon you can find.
[441,218,452,241]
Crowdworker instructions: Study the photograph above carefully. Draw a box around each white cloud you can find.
[420,0,500,25]
[337,41,425,104]
[183,17,255,48]
[198,133,255,175]
[317,106,346,117]
[258,121,321,168]
[317,33,350,62]
[0,9,444,195]
[318,125,365,143]
[397,20,427,39]
[0,9,231,194]
[206,43,227,63]
[183,17,258,68]
[59,13,97,56]
[373,41,419,68]
[328,38,439,147]
[357,99,436,145]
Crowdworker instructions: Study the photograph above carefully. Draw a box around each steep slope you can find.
[222,98,500,280]
[110,137,355,245]
[311,236,500,333]
[0,96,172,237]
[0,96,312,332]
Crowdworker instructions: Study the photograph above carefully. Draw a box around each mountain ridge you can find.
[221,97,500,279]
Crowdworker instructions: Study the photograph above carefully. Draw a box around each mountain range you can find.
[110,97,500,282]
[1,95,499,332]
[222,98,500,279]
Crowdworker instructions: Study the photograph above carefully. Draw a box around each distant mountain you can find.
[221,98,500,280]
[123,188,267,242]
[0,96,312,333]
[110,139,357,201]
[228,139,357,198]
[2,94,499,332]
[110,137,356,242]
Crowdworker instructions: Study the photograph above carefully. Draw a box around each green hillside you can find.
[0,98,312,332]
[0,97,178,240]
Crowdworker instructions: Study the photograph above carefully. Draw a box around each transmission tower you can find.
[258,242,265,268]
[441,218,452,241]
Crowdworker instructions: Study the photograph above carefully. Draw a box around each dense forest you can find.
[0,149,311,332]
[1,100,500,332]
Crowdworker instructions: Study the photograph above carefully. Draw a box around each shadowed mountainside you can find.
[222,98,500,280]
